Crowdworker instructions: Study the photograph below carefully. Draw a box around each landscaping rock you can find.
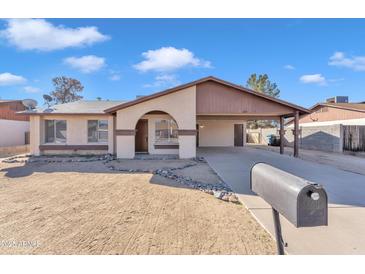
[221,194,230,202]
[228,195,240,204]
[3,153,239,204]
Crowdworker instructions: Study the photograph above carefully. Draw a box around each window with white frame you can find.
[88,120,108,143]
[45,120,67,143]
[155,119,178,144]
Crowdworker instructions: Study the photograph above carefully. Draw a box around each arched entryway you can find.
[134,110,179,155]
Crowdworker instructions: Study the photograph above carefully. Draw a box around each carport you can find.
[194,78,308,157]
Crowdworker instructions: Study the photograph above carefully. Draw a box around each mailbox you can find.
[250,163,328,254]
[250,163,328,228]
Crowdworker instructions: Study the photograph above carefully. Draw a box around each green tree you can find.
[246,74,280,129]
[43,76,84,105]
[246,73,280,98]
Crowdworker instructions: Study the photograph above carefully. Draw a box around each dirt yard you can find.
[0,158,275,255]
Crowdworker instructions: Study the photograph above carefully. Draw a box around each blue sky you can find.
[0,18,364,108]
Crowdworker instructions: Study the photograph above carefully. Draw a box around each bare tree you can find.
[44,76,84,105]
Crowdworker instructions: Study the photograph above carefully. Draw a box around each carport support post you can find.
[293,111,300,158]
[279,116,285,155]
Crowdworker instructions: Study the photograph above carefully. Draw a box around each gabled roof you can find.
[310,102,365,113]
[104,76,309,114]
[17,100,127,115]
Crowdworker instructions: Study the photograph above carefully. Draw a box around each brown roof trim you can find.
[309,103,365,113]
[104,76,310,114]
[16,112,110,116]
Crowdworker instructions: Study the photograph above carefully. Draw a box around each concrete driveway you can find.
[198,147,365,254]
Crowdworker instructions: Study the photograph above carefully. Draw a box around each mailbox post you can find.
[250,163,328,255]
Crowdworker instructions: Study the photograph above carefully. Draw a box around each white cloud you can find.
[143,74,180,88]
[64,55,105,73]
[0,72,26,86]
[109,74,121,81]
[134,47,212,72]
[24,86,41,93]
[284,64,295,70]
[0,19,109,51]
[299,74,327,86]
[329,51,365,71]
[108,70,121,81]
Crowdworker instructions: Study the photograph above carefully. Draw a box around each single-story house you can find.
[19,76,309,159]
[284,97,365,153]
[0,100,30,147]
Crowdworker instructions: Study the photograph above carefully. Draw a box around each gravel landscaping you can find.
[3,154,239,203]
[0,156,275,255]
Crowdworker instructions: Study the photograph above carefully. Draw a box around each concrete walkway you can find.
[198,147,365,254]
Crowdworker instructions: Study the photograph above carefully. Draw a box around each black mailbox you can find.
[250,163,328,254]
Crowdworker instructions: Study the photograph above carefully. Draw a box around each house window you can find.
[155,119,178,144]
[45,120,67,143]
[88,120,108,143]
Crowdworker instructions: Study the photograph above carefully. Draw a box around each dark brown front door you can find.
[135,119,148,152]
[234,124,244,147]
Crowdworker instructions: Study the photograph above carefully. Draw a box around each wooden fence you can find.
[246,128,277,144]
[343,125,365,152]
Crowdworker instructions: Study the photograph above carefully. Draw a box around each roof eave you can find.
[310,103,365,113]
[16,112,110,116]
[104,76,310,115]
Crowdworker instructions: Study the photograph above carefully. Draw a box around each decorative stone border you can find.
[105,157,240,204]
[2,154,115,164]
[1,154,240,204]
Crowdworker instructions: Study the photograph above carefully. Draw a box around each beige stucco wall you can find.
[116,86,196,158]
[29,114,114,155]
[30,116,40,155]
[197,120,246,147]
[0,119,29,147]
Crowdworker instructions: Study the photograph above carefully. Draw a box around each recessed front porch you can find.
[134,111,180,156]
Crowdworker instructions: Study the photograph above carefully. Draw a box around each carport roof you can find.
[104,76,309,115]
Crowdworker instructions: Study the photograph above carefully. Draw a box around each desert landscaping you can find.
[0,156,275,255]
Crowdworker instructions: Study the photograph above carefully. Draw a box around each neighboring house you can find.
[19,76,308,158]
[287,100,365,127]
[0,100,30,147]
[285,97,365,153]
